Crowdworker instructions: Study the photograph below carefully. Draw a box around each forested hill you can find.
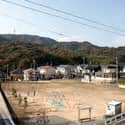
[0,34,57,45]
[0,34,125,70]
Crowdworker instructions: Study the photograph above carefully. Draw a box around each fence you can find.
[105,112,125,125]
[0,84,20,124]
[20,120,78,125]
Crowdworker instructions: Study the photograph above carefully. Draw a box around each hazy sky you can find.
[0,0,125,47]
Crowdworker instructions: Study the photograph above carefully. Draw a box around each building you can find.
[37,66,56,80]
[95,64,117,81]
[10,68,23,81]
[56,65,76,78]
[23,68,40,81]
[79,64,101,82]
[119,65,125,79]
[78,64,100,76]
[0,71,6,81]
[106,101,122,116]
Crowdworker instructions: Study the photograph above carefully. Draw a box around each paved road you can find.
[0,91,15,125]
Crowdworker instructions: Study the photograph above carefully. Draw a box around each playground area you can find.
[1,80,125,125]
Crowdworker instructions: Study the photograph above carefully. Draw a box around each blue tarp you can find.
[48,100,65,108]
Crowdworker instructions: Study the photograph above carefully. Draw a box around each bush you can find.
[117,79,125,84]
[12,88,17,98]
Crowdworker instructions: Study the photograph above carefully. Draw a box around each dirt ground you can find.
[1,80,125,124]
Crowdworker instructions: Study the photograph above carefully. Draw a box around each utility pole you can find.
[83,57,85,65]
[116,57,118,81]
[6,64,9,80]
[33,59,36,81]
[33,59,36,70]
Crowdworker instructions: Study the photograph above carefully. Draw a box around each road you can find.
[0,91,15,125]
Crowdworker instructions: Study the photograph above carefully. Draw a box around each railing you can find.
[0,84,19,124]
[105,112,125,125]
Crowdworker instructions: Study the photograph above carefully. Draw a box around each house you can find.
[120,65,125,73]
[95,64,117,81]
[0,71,6,81]
[37,66,56,80]
[79,64,101,82]
[23,68,40,81]
[77,64,101,77]
[119,65,125,79]
[56,65,76,78]
[10,68,23,81]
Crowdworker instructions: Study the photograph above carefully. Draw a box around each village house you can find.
[0,70,6,81]
[95,64,117,81]
[23,68,40,81]
[37,66,56,80]
[79,64,101,82]
[10,68,23,81]
[56,65,76,78]
[119,65,125,79]
[77,64,101,76]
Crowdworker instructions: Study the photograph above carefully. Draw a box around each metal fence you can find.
[105,112,125,125]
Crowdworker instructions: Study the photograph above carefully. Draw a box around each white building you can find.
[106,101,122,116]
[56,65,76,78]
[38,66,56,80]
[95,65,117,81]
[101,65,116,74]
[23,68,39,81]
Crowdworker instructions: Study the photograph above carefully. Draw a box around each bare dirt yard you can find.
[1,80,125,125]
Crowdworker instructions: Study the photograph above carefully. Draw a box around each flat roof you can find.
[108,100,121,106]
[79,105,92,110]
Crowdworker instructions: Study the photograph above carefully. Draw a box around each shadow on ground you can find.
[19,115,78,125]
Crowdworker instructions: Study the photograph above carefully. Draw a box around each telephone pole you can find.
[33,59,36,81]
[83,57,85,65]
[33,59,36,69]
[116,57,118,81]
[6,64,9,80]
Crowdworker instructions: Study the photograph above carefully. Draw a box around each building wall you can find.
[39,68,56,79]
[24,72,30,81]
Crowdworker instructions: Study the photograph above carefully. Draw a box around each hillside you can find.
[0,34,125,71]
[0,34,57,45]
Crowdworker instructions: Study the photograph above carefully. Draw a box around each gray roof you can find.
[80,64,100,70]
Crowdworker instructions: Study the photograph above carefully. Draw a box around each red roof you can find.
[39,66,52,69]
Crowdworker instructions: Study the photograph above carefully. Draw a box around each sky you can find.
[0,0,125,47]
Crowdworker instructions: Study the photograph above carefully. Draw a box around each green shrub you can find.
[117,79,125,84]
[12,88,17,98]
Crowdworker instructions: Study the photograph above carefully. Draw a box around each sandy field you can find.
[1,80,125,125]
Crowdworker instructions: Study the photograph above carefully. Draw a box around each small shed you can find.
[106,101,122,116]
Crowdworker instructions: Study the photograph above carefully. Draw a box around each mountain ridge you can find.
[0,34,125,70]
[0,34,124,48]
[0,34,57,45]
[0,34,112,49]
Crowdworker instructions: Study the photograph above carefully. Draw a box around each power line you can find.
[24,0,125,33]
[1,0,125,36]
[0,11,69,37]
[0,11,36,26]
[48,30,69,37]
